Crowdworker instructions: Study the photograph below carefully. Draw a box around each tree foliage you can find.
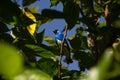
[0,0,120,80]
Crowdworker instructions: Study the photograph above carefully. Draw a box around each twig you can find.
[104,5,110,27]
[58,24,68,80]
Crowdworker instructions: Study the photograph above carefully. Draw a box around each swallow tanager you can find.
[53,29,73,64]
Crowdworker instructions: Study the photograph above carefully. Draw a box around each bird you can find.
[53,29,73,64]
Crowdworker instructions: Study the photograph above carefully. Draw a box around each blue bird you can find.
[53,29,73,64]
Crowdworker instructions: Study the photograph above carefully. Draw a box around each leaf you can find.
[73,51,94,69]
[79,71,88,80]
[0,33,14,43]
[27,7,38,13]
[22,9,37,36]
[25,44,57,61]
[69,36,81,50]
[43,36,56,46]
[63,1,80,29]
[36,29,45,44]
[109,3,120,22]
[94,3,104,13]
[88,48,113,80]
[0,0,21,26]
[23,0,37,6]
[13,69,51,80]
[41,9,64,18]
[115,0,120,4]
[69,28,88,50]
[50,0,60,6]
[37,59,58,76]
[61,70,80,80]
[12,26,32,40]
[113,42,120,62]
[0,22,9,34]
[0,42,23,78]
[33,13,52,24]
[97,21,106,28]
[112,19,120,28]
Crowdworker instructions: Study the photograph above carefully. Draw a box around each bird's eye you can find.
[53,29,58,34]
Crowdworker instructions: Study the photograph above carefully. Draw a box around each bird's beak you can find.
[53,29,57,34]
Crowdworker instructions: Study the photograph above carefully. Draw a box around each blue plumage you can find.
[53,29,73,64]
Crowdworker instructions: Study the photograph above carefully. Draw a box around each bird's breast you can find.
[56,39,62,45]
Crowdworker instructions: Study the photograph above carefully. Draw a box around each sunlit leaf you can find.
[44,36,56,46]
[27,7,38,13]
[0,42,23,78]
[97,21,106,28]
[88,48,113,80]
[50,0,59,6]
[94,3,104,13]
[13,69,51,80]
[113,42,120,62]
[79,71,88,80]
[25,44,57,61]
[22,9,37,36]
[61,70,80,80]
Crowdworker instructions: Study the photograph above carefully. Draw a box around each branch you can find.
[58,24,68,80]
[104,5,110,27]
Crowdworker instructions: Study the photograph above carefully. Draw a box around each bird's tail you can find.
[66,53,73,64]
[63,46,73,64]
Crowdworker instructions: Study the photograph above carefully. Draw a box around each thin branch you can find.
[58,24,68,80]
[104,5,110,27]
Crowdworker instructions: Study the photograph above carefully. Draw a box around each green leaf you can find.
[61,70,80,80]
[63,1,79,29]
[44,36,56,46]
[33,13,52,24]
[50,0,59,6]
[69,36,81,49]
[73,51,94,69]
[25,44,57,61]
[38,59,58,76]
[88,48,113,80]
[94,3,104,13]
[27,7,38,13]
[0,22,9,34]
[0,33,14,43]
[13,69,51,80]
[23,0,37,6]
[41,9,64,18]
[69,28,88,50]
[0,42,23,78]
[112,19,120,28]
[115,0,120,4]
[0,0,21,26]
[97,21,106,28]
[79,71,88,80]
[12,26,33,40]
[36,29,45,44]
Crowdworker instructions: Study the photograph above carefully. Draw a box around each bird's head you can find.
[53,29,58,34]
